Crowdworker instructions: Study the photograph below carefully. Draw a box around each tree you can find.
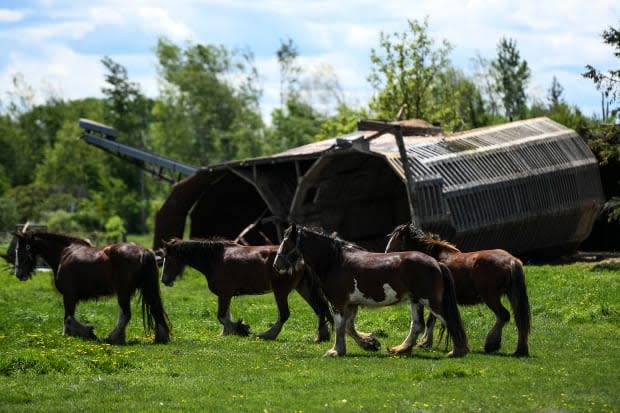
[368,18,453,121]
[101,56,153,233]
[315,104,370,142]
[265,38,328,152]
[152,38,264,165]
[491,37,531,121]
[582,23,620,225]
[277,38,302,111]
[583,22,620,122]
[432,68,490,131]
[547,76,564,108]
[471,53,502,119]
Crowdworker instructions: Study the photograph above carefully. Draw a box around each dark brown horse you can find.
[386,223,531,357]
[13,230,170,344]
[273,224,469,358]
[160,238,332,341]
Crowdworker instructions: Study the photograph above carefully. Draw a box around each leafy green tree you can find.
[13,98,107,229]
[582,22,620,223]
[491,37,531,121]
[277,38,302,111]
[152,38,264,165]
[368,18,453,121]
[432,68,490,131]
[101,56,154,233]
[264,38,327,153]
[0,114,30,186]
[471,53,503,120]
[267,100,324,154]
[583,22,620,122]
[547,76,564,108]
[527,77,590,132]
[315,104,370,142]
[0,195,19,231]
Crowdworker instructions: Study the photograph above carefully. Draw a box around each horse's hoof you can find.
[387,345,412,355]
[155,334,170,344]
[484,342,501,353]
[235,321,251,336]
[257,332,277,340]
[154,325,170,344]
[363,339,381,352]
[513,349,529,357]
[106,335,126,345]
[323,349,343,357]
[85,327,97,340]
[416,341,432,350]
[447,347,469,358]
[315,328,331,343]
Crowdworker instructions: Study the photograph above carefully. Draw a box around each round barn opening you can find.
[290,151,409,251]
[189,171,278,245]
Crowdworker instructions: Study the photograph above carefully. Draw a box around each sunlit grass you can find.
[0,261,618,412]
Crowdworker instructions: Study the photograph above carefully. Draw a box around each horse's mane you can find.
[166,238,234,259]
[298,225,367,264]
[300,226,360,250]
[30,231,93,247]
[407,225,461,254]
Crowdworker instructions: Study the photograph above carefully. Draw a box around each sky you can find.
[1,0,619,124]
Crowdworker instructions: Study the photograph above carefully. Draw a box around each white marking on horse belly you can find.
[349,278,400,307]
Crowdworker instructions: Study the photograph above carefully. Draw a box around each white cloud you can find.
[1,45,104,104]
[0,0,618,122]
[0,8,25,22]
[135,6,193,42]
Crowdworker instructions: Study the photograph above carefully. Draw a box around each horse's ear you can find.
[291,222,297,232]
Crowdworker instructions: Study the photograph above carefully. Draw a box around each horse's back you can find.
[57,243,151,298]
[335,249,443,303]
[211,244,280,295]
[444,249,516,304]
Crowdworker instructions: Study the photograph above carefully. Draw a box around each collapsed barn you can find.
[134,117,603,255]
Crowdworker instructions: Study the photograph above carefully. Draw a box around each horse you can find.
[273,223,469,358]
[13,230,170,344]
[160,238,332,342]
[385,223,531,357]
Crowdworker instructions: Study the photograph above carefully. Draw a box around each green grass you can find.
[0,259,618,412]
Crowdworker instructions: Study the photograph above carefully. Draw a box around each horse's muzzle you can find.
[273,254,291,274]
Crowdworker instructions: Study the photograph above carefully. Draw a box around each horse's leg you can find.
[345,306,380,351]
[324,307,351,357]
[295,278,331,342]
[257,290,290,340]
[106,293,131,345]
[62,295,96,340]
[484,295,510,353]
[417,311,436,349]
[388,301,425,355]
[217,295,250,336]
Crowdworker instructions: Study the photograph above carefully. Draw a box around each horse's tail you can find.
[139,250,171,343]
[508,259,531,356]
[439,263,469,356]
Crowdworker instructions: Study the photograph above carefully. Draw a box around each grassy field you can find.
[0,249,619,412]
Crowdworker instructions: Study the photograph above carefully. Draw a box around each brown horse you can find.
[13,230,170,344]
[160,238,332,341]
[273,224,469,358]
[386,223,531,357]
